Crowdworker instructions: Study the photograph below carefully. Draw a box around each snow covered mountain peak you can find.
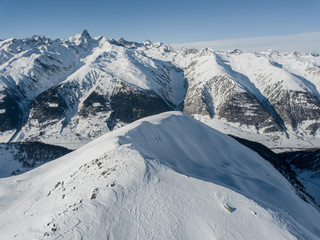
[66,29,94,49]
[1,112,320,239]
[143,39,152,45]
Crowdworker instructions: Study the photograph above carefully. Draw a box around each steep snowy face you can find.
[1,112,320,240]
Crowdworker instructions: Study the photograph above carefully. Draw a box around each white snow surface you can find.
[1,112,319,240]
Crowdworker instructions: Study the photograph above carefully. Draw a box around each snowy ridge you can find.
[1,112,319,239]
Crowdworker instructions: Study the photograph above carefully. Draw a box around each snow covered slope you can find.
[1,31,320,151]
[1,112,319,239]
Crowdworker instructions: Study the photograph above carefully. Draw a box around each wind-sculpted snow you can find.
[0,112,319,239]
[1,30,320,151]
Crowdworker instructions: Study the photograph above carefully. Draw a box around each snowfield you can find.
[0,112,319,239]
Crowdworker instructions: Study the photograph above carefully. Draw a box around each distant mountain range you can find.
[1,30,320,151]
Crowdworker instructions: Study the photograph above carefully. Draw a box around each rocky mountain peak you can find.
[80,29,91,40]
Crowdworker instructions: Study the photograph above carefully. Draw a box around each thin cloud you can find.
[170,32,320,53]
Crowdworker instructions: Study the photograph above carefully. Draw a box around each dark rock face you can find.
[110,82,172,124]
[0,90,25,132]
[0,142,71,176]
[280,150,320,171]
[24,78,172,140]
[183,75,283,133]
[269,90,320,130]
[218,91,283,133]
[29,86,68,124]
[183,84,210,117]
[78,91,110,118]
[14,142,71,168]
[183,76,236,118]
[184,72,320,135]
[306,123,320,135]
[34,59,62,77]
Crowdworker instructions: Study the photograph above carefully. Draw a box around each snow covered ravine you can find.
[0,112,319,239]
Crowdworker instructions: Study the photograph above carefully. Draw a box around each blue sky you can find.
[0,0,319,48]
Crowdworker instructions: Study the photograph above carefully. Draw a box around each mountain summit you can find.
[80,29,91,39]
[1,112,319,239]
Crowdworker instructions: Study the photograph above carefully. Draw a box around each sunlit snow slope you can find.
[0,112,319,240]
